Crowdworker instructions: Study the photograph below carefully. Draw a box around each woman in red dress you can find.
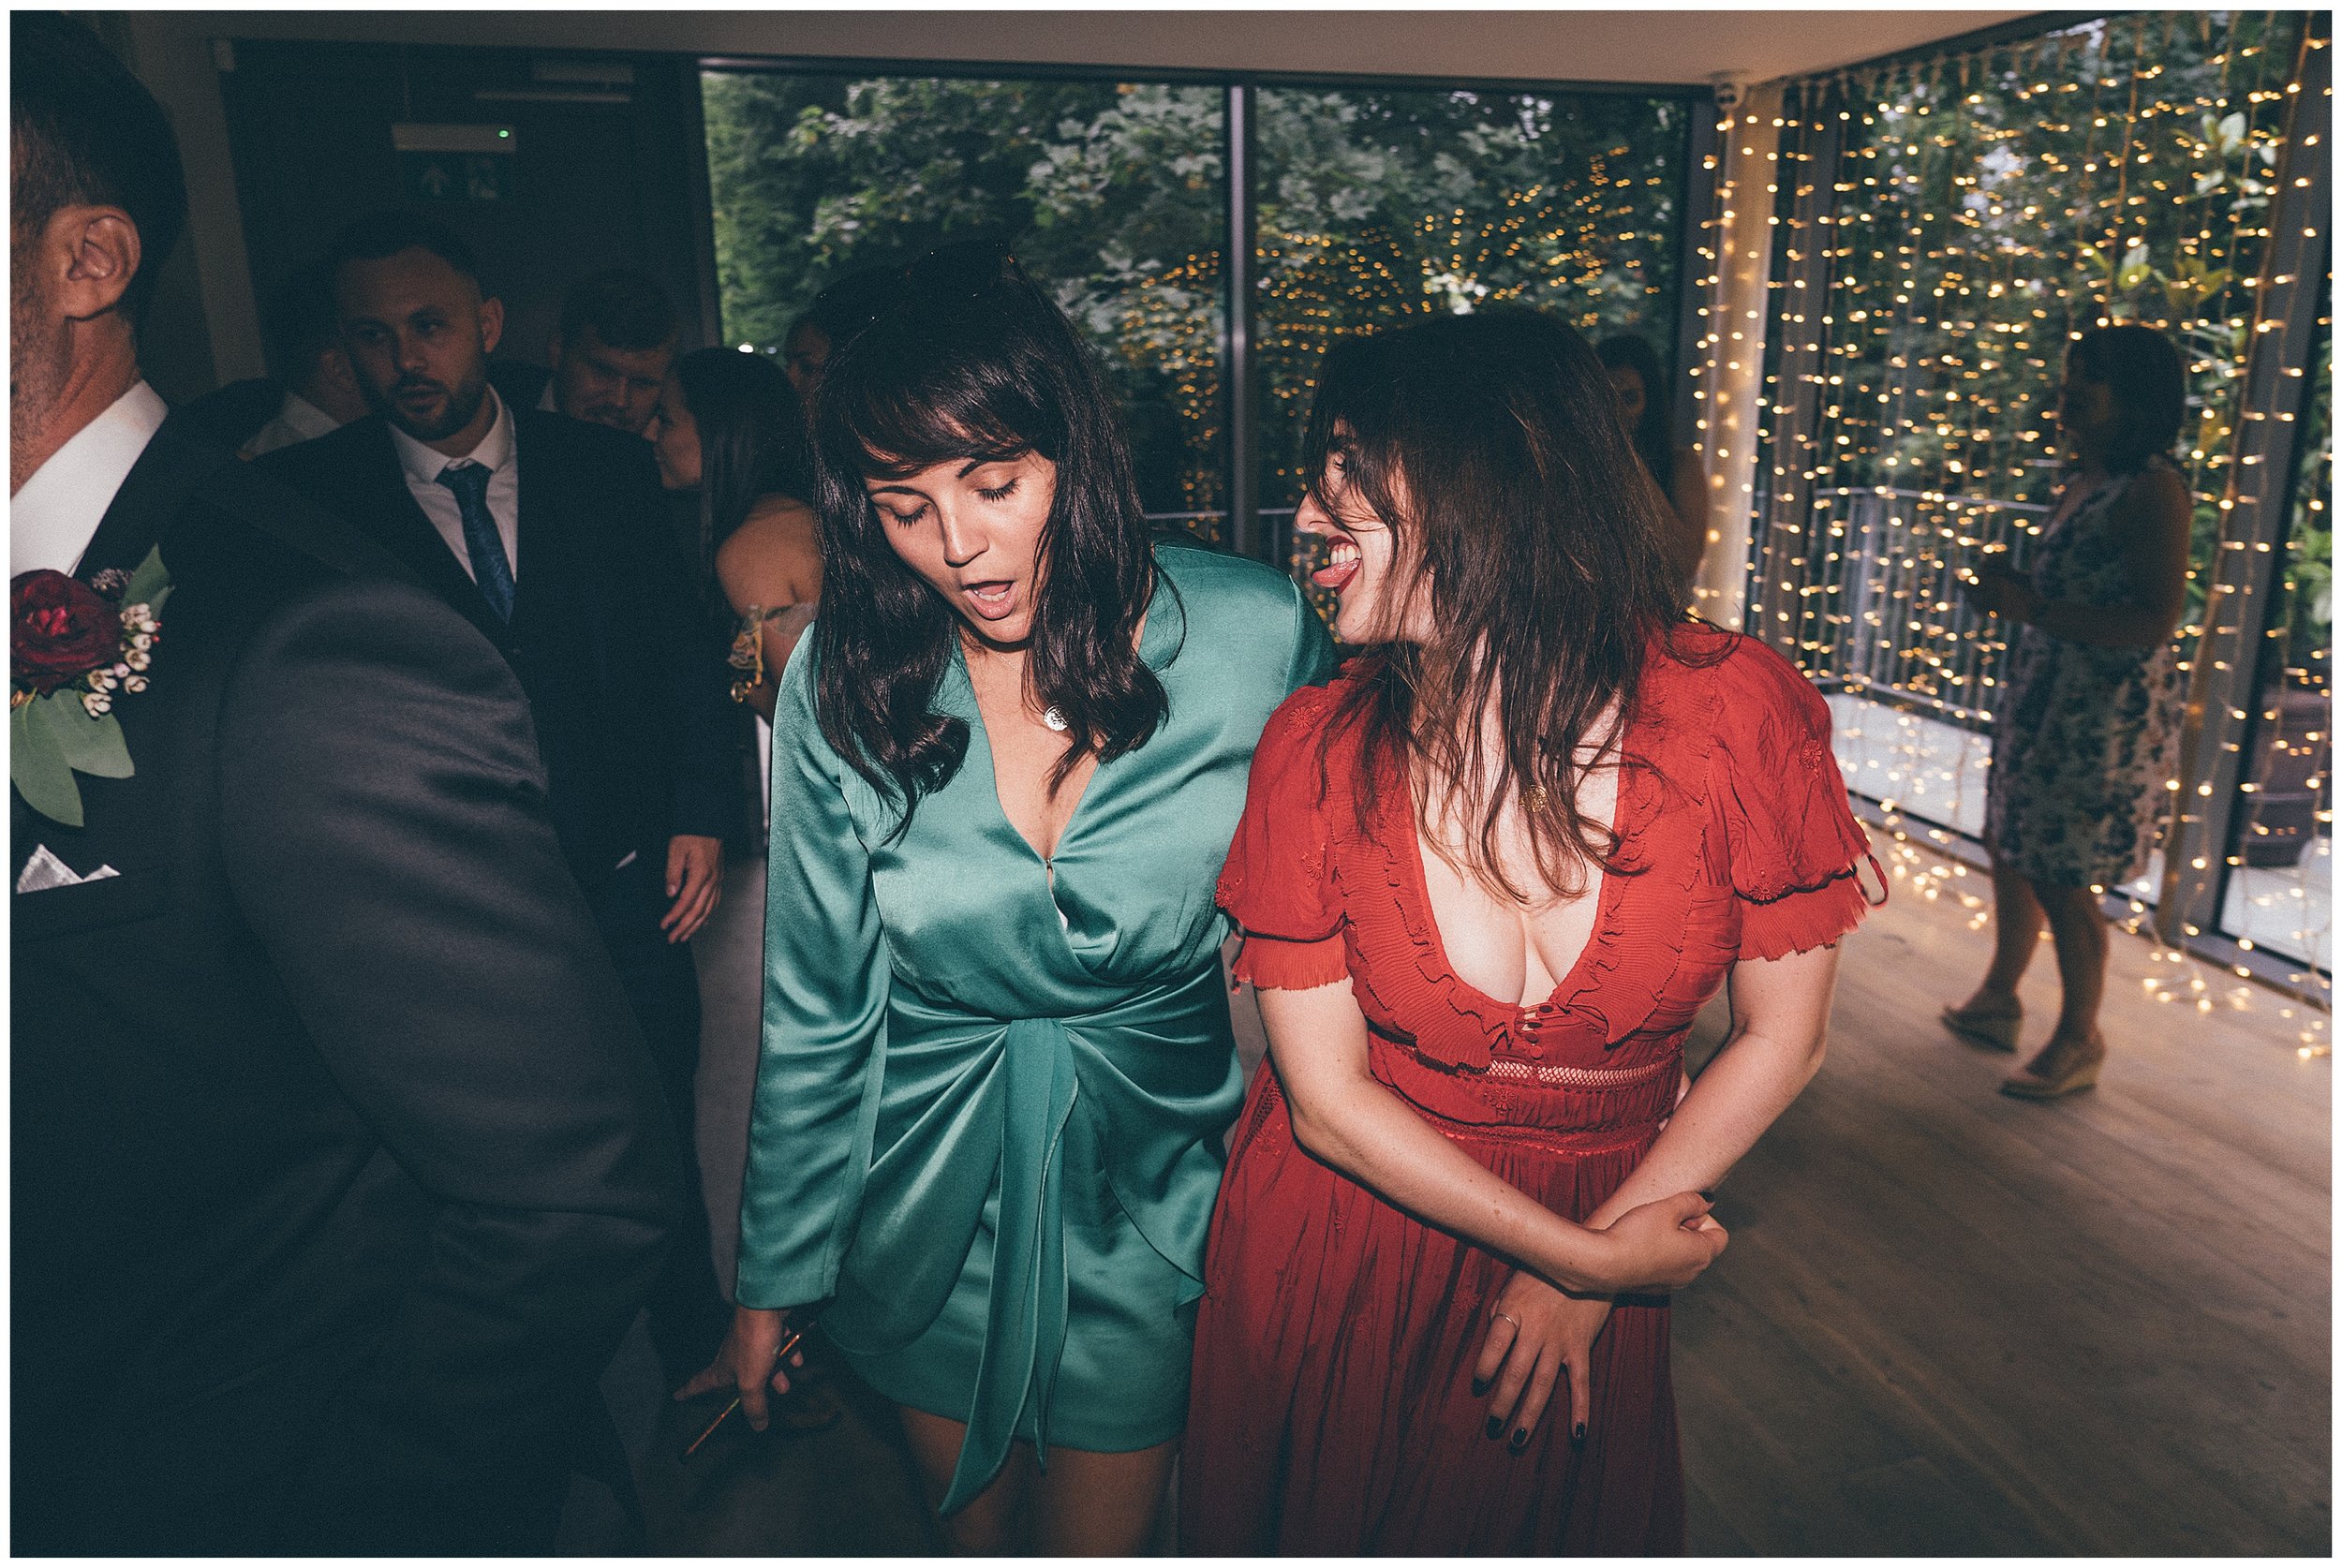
[1181,311,1878,1555]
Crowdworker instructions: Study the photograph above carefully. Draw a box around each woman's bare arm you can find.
[2026,464,2191,648]
[1576,941,1839,1228]
[1969,466,2192,650]
[716,496,823,722]
[1259,979,1725,1294]
[1472,940,1842,1444]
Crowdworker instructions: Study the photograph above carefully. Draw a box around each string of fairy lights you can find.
[721,48,2326,1049]
[1108,103,1679,573]
[1716,12,2331,1052]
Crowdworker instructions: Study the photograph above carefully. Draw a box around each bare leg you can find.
[897,1405,1034,1555]
[1033,1438,1178,1556]
[2034,882,2112,1066]
[1967,861,2047,1010]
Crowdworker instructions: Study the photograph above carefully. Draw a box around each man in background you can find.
[260,213,737,1391]
[496,265,680,436]
[239,255,368,456]
[10,14,680,1552]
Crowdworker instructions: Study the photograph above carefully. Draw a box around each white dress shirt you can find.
[239,390,342,460]
[536,379,558,414]
[10,380,170,579]
[390,388,521,585]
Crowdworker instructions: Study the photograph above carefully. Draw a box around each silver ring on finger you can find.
[1491,1310,1521,1329]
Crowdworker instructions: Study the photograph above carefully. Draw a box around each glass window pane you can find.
[701,71,1228,542]
[1253,86,1691,599]
[2219,309,2331,972]
[1766,12,2305,908]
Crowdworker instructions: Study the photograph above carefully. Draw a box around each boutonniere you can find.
[10,547,171,827]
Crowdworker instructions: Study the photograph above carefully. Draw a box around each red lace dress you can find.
[1180,629,1878,1555]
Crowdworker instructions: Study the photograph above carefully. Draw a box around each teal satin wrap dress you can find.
[734,543,1332,1512]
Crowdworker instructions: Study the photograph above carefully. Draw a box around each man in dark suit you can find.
[260,211,737,1386]
[9,13,682,1554]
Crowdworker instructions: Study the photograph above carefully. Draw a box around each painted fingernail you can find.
[1508,1427,1530,1451]
[1486,1416,1505,1439]
[1471,1375,1492,1396]
[1698,1190,1717,1204]
[1572,1422,1588,1445]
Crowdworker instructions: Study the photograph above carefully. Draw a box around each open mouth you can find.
[960,579,1019,621]
[1311,537,1362,592]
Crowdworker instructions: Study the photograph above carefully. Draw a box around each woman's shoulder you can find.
[1257,658,1370,755]
[723,493,820,552]
[1645,623,1831,736]
[1154,540,1311,616]
[718,494,823,602]
[2118,455,2193,510]
[1150,540,1333,688]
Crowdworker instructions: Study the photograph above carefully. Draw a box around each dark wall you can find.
[215,38,716,381]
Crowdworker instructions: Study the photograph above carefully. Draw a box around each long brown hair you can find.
[1307,308,1696,901]
[809,243,1166,832]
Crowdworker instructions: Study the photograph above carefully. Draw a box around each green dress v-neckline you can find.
[943,571,1177,871]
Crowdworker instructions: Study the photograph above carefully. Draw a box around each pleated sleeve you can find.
[734,636,891,1309]
[1217,688,1352,990]
[1711,642,1881,962]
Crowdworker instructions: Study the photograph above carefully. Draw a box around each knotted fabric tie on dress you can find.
[808,965,1238,1517]
[941,1015,1079,1515]
[435,460,514,620]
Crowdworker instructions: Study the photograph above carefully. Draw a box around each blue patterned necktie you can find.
[435,460,514,620]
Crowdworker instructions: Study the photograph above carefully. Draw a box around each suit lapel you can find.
[11,423,207,912]
[510,413,551,636]
[343,421,508,645]
[79,417,233,582]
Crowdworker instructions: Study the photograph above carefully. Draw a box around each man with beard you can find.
[10,13,681,1553]
[259,211,737,1391]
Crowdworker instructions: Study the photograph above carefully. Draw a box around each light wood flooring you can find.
[1673,846,2330,1556]
[571,845,2330,1556]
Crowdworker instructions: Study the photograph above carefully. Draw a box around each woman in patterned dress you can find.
[1948,325,2191,1099]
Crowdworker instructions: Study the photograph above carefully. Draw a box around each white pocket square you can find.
[16,844,121,895]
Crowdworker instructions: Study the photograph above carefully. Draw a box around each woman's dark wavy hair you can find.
[1594,333,1677,502]
[672,346,811,565]
[808,243,1164,830]
[2067,323,2187,475]
[1311,308,1701,901]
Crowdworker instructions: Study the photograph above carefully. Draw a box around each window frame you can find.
[690,53,1710,564]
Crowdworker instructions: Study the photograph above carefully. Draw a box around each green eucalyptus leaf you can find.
[10,702,84,828]
[123,546,172,614]
[35,693,134,778]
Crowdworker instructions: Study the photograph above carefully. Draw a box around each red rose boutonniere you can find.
[10,546,170,827]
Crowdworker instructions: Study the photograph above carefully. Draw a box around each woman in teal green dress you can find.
[681,245,1331,1552]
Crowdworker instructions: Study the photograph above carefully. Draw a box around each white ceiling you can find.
[169,9,2043,88]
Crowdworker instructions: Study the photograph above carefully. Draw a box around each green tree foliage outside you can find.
[701,70,1689,545]
[1253,88,1687,528]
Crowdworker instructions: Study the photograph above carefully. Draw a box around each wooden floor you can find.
[573,844,2331,1556]
[1673,847,2331,1556]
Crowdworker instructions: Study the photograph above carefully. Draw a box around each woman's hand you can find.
[1473,1271,1616,1451]
[674,1305,804,1430]
[1957,560,2038,622]
[1580,1191,1727,1293]
[661,834,726,943]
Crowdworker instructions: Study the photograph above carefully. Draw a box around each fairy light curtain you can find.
[1746,12,2330,1044]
